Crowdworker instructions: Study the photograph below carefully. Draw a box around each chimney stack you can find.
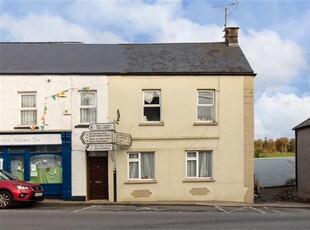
[225,27,239,46]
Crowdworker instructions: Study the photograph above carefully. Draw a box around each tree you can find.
[275,137,289,152]
[287,138,296,153]
[267,138,276,152]
[254,139,264,157]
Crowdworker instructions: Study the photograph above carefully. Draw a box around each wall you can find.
[296,128,310,199]
[108,75,252,202]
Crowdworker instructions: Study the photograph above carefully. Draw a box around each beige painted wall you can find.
[108,75,253,203]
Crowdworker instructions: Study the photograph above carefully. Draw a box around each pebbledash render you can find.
[0,27,256,203]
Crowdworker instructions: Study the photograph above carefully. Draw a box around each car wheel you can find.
[0,191,13,209]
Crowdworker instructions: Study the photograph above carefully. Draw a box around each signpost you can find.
[80,131,114,144]
[89,122,115,131]
[79,122,133,203]
[86,144,115,151]
[115,132,132,146]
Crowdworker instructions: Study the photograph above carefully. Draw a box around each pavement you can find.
[39,199,310,209]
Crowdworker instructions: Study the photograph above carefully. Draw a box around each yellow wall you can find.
[107,75,254,203]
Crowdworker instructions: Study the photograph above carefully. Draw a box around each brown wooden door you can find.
[88,156,108,200]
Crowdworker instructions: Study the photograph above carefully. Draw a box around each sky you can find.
[0,0,309,139]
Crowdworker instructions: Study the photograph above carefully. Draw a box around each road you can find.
[1,204,310,229]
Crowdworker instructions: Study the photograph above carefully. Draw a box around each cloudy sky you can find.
[0,0,309,139]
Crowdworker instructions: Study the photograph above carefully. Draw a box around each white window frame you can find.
[142,90,161,122]
[79,91,97,124]
[20,92,37,126]
[128,152,155,180]
[186,151,213,179]
[197,90,215,122]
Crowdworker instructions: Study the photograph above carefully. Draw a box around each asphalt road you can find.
[1,205,310,230]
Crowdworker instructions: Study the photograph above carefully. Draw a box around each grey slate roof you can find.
[0,42,254,75]
[293,117,310,130]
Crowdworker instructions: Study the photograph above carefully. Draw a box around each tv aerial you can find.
[212,0,238,29]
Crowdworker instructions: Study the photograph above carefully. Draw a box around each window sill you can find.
[75,124,90,128]
[125,180,157,184]
[139,122,164,126]
[14,126,38,130]
[193,122,218,126]
[183,178,215,183]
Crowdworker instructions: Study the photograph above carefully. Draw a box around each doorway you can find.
[87,152,109,200]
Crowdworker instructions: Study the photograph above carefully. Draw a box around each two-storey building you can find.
[0,27,255,202]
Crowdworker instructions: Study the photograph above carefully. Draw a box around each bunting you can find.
[40,87,90,130]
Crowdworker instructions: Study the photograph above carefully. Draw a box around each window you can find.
[197,90,215,122]
[143,90,161,122]
[128,152,155,180]
[186,151,212,178]
[80,92,97,124]
[20,93,37,125]
[30,154,62,184]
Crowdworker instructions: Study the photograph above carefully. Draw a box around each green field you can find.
[255,152,295,158]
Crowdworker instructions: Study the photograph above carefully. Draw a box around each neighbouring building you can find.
[293,117,310,199]
[0,27,255,203]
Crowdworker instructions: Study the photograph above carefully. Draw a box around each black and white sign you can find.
[89,123,115,131]
[86,144,116,151]
[80,131,114,144]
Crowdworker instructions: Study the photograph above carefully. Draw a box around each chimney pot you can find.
[225,27,239,46]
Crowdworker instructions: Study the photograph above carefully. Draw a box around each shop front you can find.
[0,132,71,199]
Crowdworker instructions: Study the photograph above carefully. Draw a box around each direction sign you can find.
[80,131,114,144]
[86,144,115,151]
[115,132,132,146]
[89,123,115,131]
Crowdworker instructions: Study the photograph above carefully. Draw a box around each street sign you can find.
[86,144,115,151]
[80,131,114,144]
[89,122,115,131]
[115,132,132,146]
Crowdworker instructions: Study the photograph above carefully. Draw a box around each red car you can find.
[0,169,44,209]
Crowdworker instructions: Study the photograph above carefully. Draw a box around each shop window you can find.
[30,154,62,184]
[0,156,3,170]
[7,147,25,153]
[29,145,62,153]
[10,156,24,180]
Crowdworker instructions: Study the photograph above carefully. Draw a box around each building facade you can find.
[0,27,255,202]
[293,117,310,199]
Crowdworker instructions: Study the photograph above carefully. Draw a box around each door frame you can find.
[87,151,109,200]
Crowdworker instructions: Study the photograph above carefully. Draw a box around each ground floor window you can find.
[186,150,212,178]
[128,152,155,180]
[30,154,62,183]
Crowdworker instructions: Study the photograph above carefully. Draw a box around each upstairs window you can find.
[80,92,97,124]
[197,90,215,122]
[143,90,161,122]
[20,93,37,125]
